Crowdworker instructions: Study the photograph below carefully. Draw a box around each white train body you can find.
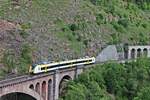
[29,57,95,74]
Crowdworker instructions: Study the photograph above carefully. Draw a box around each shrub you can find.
[20,22,31,30]
[110,33,121,44]
[96,13,105,25]
[19,30,29,38]
[118,18,129,28]
[111,21,126,33]
[134,86,150,100]
[21,44,32,63]
[18,43,32,73]
[3,50,16,73]
[138,32,149,45]
[69,24,79,31]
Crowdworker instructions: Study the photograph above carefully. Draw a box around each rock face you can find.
[0,20,22,65]
[96,45,118,62]
[0,20,17,32]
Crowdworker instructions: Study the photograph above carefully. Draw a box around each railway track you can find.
[0,66,79,88]
[0,75,30,87]
[0,71,55,88]
[0,75,29,84]
[0,59,131,88]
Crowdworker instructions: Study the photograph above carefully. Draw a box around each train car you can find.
[29,57,95,74]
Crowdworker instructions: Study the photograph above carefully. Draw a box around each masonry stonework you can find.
[127,45,150,59]
[0,67,82,100]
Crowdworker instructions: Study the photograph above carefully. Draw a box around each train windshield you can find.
[32,64,37,69]
[31,61,50,68]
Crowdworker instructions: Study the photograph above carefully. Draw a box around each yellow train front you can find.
[29,57,95,74]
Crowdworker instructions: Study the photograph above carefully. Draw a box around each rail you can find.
[0,72,54,88]
[0,59,134,88]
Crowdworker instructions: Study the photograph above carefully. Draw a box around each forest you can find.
[61,58,150,100]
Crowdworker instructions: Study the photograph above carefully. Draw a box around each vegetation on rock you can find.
[0,0,149,77]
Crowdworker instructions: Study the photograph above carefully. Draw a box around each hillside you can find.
[0,0,150,76]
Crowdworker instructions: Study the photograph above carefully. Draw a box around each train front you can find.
[29,64,37,73]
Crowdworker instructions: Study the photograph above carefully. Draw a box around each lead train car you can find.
[29,57,95,74]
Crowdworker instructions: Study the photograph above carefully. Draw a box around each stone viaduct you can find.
[0,45,150,100]
[0,66,83,100]
[127,45,150,59]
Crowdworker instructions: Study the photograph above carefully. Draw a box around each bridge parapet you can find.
[0,66,84,100]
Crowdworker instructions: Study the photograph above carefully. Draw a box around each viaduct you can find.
[0,45,150,100]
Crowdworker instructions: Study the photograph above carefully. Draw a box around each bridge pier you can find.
[75,66,83,78]
[0,66,87,100]
[53,70,59,100]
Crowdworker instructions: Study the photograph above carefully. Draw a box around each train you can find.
[29,57,96,74]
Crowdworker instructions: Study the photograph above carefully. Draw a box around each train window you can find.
[38,67,41,70]
[41,59,93,71]
[32,64,37,68]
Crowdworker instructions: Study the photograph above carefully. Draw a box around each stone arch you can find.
[143,48,148,57]
[29,84,34,90]
[0,92,36,100]
[137,48,141,57]
[59,75,72,98]
[124,43,129,59]
[42,81,46,100]
[35,82,40,94]
[0,89,44,100]
[48,79,52,100]
[131,48,135,59]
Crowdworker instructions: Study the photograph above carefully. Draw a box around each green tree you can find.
[86,81,111,100]
[61,58,150,100]
[134,86,150,100]
[103,62,126,96]
[3,50,16,73]
[63,82,87,100]
[17,43,32,73]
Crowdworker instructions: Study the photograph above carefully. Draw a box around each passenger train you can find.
[29,57,95,74]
